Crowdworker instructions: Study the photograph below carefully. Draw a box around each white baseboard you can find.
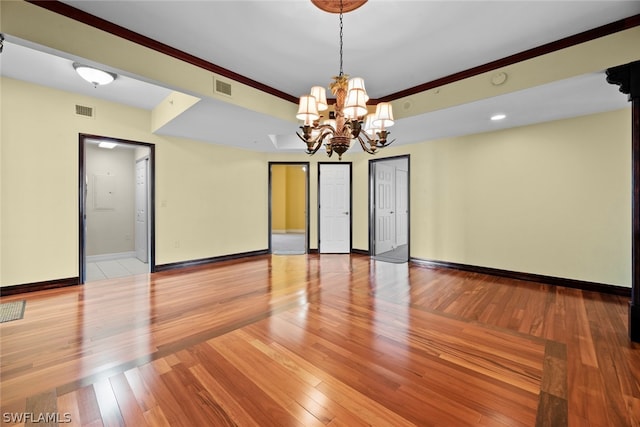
[86,251,136,263]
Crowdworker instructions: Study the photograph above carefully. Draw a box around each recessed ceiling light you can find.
[73,62,117,87]
[98,141,118,149]
[491,113,506,121]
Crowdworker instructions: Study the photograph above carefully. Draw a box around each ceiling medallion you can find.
[297,0,395,160]
[311,0,367,13]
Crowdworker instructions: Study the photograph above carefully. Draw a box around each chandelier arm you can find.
[311,128,337,146]
[307,130,335,156]
[296,131,311,144]
[317,123,337,134]
[357,135,377,155]
[296,131,324,155]
[323,134,334,158]
[297,124,334,143]
[319,130,333,145]
[378,137,397,148]
[358,128,397,148]
[306,138,324,155]
[357,128,377,145]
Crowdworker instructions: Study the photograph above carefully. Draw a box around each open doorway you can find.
[79,134,155,283]
[269,162,309,255]
[369,155,410,263]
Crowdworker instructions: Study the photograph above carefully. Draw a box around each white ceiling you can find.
[1,1,638,153]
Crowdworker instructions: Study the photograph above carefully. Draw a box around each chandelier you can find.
[296,0,395,160]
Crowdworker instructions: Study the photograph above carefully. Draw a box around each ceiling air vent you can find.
[75,104,94,118]
[214,78,232,97]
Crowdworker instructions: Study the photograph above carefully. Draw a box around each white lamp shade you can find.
[372,102,395,128]
[73,63,116,86]
[344,88,368,119]
[296,95,320,122]
[363,115,379,137]
[310,86,328,111]
[347,77,369,102]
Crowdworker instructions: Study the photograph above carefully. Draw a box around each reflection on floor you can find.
[86,257,149,282]
[272,233,306,255]
[375,244,409,263]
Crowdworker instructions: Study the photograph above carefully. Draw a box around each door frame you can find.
[368,154,411,260]
[318,162,353,254]
[267,161,310,254]
[79,133,156,283]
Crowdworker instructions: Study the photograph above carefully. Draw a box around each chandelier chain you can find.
[339,0,343,77]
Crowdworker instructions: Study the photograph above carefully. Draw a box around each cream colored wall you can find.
[155,138,267,264]
[1,77,268,287]
[371,109,632,287]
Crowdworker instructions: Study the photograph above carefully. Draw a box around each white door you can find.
[375,162,395,254]
[135,158,149,263]
[319,163,351,253]
[395,169,408,246]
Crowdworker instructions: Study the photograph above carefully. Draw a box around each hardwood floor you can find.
[1,254,638,426]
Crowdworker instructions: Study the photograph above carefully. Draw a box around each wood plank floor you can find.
[1,254,638,426]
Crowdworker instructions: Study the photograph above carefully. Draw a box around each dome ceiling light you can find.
[73,62,117,87]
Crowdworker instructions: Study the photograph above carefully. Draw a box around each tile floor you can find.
[271,233,306,255]
[86,257,149,282]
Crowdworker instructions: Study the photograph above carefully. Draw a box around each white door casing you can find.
[319,163,351,253]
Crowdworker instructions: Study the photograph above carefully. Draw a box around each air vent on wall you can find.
[214,78,232,97]
[75,104,94,118]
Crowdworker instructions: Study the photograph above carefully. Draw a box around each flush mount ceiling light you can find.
[98,141,118,149]
[491,113,507,121]
[296,0,395,160]
[73,62,117,87]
